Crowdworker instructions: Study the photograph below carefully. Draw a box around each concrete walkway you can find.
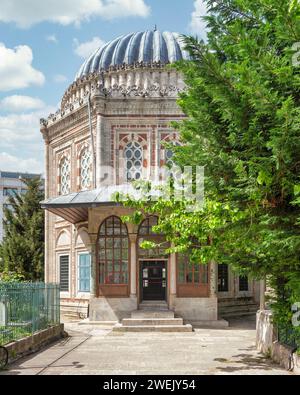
[1,316,292,375]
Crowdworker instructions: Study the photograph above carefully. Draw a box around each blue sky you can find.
[0,0,207,174]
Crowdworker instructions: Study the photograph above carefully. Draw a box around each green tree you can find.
[0,177,45,281]
[121,0,300,336]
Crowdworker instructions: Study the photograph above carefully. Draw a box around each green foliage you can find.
[122,0,300,337]
[0,271,25,283]
[0,177,45,281]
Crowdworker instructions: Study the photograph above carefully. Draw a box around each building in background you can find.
[41,30,260,328]
[0,171,43,242]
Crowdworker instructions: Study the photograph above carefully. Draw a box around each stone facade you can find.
[41,31,259,324]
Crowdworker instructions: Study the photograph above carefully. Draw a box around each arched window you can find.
[80,148,92,190]
[125,141,143,181]
[138,216,160,236]
[60,157,70,195]
[98,216,129,285]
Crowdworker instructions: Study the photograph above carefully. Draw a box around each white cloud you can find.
[74,37,106,59]
[189,0,208,40]
[0,0,151,28]
[0,152,43,174]
[0,95,45,112]
[53,74,68,83]
[0,105,55,174]
[0,43,45,92]
[46,34,58,44]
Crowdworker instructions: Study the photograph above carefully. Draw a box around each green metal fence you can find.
[277,323,300,351]
[0,283,60,346]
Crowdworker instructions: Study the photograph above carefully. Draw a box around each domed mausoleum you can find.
[41,30,260,327]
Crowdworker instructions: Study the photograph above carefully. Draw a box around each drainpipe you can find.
[87,94,97,189]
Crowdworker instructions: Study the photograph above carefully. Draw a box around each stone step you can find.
[218,299,257,307]
[139,302,168,309]
[131,310,175,319]
[138,307,170,312]
[122,318,183,326]
[219,311,258,319]
[113,324,193,333]
[219,305,258,314]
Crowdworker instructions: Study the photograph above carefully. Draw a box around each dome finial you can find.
[154,24,157,32]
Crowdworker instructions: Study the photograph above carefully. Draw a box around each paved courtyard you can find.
[1,316,292,375]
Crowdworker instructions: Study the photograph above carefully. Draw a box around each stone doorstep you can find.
[190,319,229,329]
[113,323,193,333]
[219,311,258,319]
[131,310,175,319]
[78,319,118,326]
[122,318,184,326]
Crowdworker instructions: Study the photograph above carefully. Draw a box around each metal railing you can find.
[0,283,60,346]
[277,323,300,351]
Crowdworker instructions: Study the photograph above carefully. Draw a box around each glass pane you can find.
[114,273,121,284]
[106,238,113,248]
[179,271,185,283]
[106,249,113,260]
[107,261,113,272]
[122,261,128,272]
[178,258,185,272]
[202,266,208,284]
[99,238,105,249]
[122,248,128,260]
[106,272,114,284]
[99,249,105,259]
[187,272,193,283]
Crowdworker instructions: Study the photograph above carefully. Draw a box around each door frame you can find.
[138,259,168,303]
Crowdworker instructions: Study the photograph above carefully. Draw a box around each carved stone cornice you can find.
[40,67,186,131]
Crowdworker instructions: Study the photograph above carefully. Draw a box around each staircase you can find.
[113,301,193,333]
[218,298,259,319]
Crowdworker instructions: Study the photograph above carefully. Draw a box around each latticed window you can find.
[80,148,92,190]
[178,254,208,285]
[60,158,70,195]
[98,216,129,285]
[125,141,143,181]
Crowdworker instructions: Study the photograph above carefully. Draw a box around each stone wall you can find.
[256,310,300,374]
[89,297,138,321]
[5,324,65,365]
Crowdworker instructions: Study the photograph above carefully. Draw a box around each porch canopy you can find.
[41,184,160,224]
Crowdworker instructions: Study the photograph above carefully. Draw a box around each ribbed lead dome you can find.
[75,30,188,80]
